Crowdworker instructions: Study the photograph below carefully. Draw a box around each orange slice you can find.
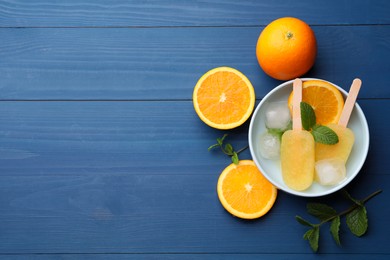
[217,160,277,219]
[193,67,255,129]
[288,80,344,125]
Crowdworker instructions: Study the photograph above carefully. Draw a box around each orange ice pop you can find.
[315,79,362,163]
[281,79,315,191]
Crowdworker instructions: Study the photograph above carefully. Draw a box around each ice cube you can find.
[265,102,291,130]
[259,132,280,159]
[315,158,346,186]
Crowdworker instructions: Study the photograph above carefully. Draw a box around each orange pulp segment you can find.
[288,80,344,125]
[217,160,277,219]
[193,67,255,129]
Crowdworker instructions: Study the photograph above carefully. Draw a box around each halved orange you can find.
[217,160,277,219]
[288,80,344,125]
[193,67,255,129]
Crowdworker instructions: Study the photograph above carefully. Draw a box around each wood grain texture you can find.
[0,255,386,259]
[0,169,387,254]
[0,0,389,27]
[0,101,388,254]
[0,26,389,100]
[0,100,387,176]
[0,101,252,173]
[1,0,389,257]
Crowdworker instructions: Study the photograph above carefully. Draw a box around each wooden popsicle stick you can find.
[293,78,303,131]
[338,78,362,127]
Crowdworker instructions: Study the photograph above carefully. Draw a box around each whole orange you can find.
[256,17,317,80]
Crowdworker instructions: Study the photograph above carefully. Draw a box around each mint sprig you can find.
[300,102,339,145]
[267,121,292,141]
[301,102,316,131]
[208,134,247,164]
[296,189,382,252]
[312,125,339,144]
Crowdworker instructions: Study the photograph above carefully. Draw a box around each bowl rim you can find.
[248,78,370,197]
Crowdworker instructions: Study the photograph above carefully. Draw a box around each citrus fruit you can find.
[256,17,317,80]
[288,80,344,125]
[193,67,255,129]
[217,160,277,219]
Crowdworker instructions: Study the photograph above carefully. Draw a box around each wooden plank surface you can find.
[0,100,388,254]
[0,161,387,254]
[1,0,389,27]
[1,26,389,100]
[0,100,387,175]
[1,0,389,257]
[0,254,385,259]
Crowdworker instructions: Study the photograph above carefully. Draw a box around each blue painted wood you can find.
[0,26,389,100]
[0,101,253,173]
[1,0,389,257]
[0,100,387,176]
[0,0,389,27]
[0,100,388,254]
[0,170,387,254]
[0,254,386,259]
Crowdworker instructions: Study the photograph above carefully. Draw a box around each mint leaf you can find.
[217,134,228,146]
[296,216,314,227]
[346,206,368,237]
[209,134,246,165]
[298,102,340,145]
[312,125,339,145]
[330,216,341,246]
[267,128,284,140]
[231,152,239,165]
[307,203,337,221]
[301,102,316,131]
[267,122,292,140]
[224,143,233,155]
[303,227,320,252]
[296,189,381,253]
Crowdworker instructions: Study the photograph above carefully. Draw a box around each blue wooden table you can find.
[1,0,389,258]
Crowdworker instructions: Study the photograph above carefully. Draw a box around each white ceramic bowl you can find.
[248,78,369,197]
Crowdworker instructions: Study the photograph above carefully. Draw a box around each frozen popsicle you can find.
[315,79,361,163]
[281,79,315,191]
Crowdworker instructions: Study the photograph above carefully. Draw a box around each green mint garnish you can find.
[330,216,341,246]
[343,190,368,237]
[307,203,337,221]
[346,206,368,237]
[300,102,339,145]
[231,152,239,164]
[267,121,292,140]
[312,125,339,145]
[301,102,316,131]
[296,189,382,252]
[303,226,320,252]
[208,134,248,165]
